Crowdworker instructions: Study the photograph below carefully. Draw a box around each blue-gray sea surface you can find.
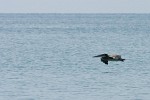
[0,14,150,100]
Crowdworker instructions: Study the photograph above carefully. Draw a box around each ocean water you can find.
[0,14,150,100]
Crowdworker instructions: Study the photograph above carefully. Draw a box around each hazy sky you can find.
[0,0,150,13]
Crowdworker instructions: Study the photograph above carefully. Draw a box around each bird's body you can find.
[93,54,125,65]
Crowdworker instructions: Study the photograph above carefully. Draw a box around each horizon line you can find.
[0,12,150,14]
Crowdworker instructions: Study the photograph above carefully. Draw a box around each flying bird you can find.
[93,54,125,65]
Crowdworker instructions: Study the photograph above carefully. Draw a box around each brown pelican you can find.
[93,54,125,65]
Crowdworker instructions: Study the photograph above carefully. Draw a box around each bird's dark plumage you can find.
[93,54,108,57]
[93,53,125,65]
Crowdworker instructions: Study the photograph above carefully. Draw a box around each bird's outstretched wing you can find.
[101,59,108,65]
[93,54,108,57]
